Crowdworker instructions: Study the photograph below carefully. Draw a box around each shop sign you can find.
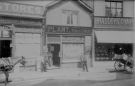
[45,25,92,34]
[0,2,43,17]
[0,18,42,27]
[95,17,133,28]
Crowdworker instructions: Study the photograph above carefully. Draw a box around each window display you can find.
[95,43,133,61]
[95,43,114,61]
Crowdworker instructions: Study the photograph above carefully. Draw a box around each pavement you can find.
[0,66,135,84]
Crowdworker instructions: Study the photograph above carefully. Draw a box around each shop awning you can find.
[95,31,134,43]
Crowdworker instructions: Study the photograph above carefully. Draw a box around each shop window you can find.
[95,43,133,61]
[95,43,115,61]
[105,0,123,17]
[1,30,12,38]
[62,10,78,26]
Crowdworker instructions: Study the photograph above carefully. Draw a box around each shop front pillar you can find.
[133,43,135,72]
[91,29,95,67]
[133,14,135,72]
[133,31,135,72]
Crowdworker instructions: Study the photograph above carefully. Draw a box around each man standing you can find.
[80,55,88,72]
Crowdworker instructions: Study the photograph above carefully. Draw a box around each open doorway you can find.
[48,44,60,67]
[0,40,12,58]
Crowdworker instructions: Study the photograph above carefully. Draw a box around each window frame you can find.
[62,10,79,26]
[105,0,123,17]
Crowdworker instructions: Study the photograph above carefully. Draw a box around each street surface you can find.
[2,72,135,86]
[5,78,135,86]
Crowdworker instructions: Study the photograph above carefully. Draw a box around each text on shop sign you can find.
[45,25,92,34]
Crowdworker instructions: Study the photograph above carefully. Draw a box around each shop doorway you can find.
[0,40,12,58]
[48,44,60,67]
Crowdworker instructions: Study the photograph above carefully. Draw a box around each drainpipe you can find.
[91,9,94,67]
[42,7,48,56]
[90,0,94,68]
[133,30,135,72]
[133,1,135,72]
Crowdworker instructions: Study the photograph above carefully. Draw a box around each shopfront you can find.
[0,2,43,72]
[43,0,94,68]
[45,25,92,68]
[94,31,134,61]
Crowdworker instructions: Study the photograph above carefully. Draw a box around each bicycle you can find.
[114,56,134,73]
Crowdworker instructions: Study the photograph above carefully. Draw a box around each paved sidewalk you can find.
[8,67,117,83]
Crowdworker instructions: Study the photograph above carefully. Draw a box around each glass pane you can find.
[2,30,10,37]
[111,2,116,8]
[70,14,73,24]
[105,2,110,7]
[117,9,122,17]
[67,15,70,24]
[0,30,1,37]
[72,14,78,25]
[111,8,116,17]
[117,2,122,8]
[105,7,111,16]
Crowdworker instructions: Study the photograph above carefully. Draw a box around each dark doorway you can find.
[0,40,11,58]
[48,44,60,67]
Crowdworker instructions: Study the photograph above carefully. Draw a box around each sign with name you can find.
[0,2,43,18]
[45,25,92,35]
[94,17,133,28]
[0,17,42,27]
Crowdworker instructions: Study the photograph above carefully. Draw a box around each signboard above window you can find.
[45,25,92,35]
[0,2,43,18]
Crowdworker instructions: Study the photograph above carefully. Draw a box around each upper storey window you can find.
[62,10,79,26]
[105,0,123,17]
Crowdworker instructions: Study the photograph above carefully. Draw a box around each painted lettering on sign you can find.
[0,2,43,17]
[95,17,133,27]
[45,25,92,34]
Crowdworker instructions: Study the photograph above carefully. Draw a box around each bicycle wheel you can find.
[126,61,134,73]
[114,61,125,71]
[126,66,133,73]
